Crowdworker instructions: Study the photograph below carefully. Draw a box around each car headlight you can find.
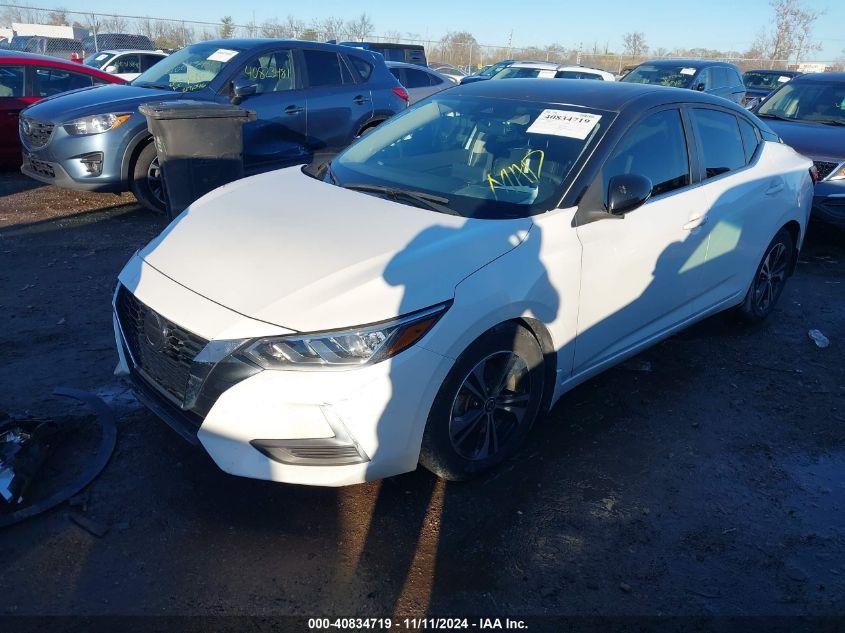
[63,113,131,136]
[826,163,845,181]
[241,303,450,369]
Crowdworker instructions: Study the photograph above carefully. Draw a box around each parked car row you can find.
[111,78,814,486]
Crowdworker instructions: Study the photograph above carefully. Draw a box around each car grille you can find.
[115,285,207,404]
[23,155,55,178]
[814,161,840,180]
[20,117,55,150]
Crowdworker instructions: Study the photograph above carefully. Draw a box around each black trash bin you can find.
[138,100,256,217]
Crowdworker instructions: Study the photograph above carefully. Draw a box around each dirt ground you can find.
[0,170,843,621]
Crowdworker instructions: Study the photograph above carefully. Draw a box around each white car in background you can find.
[83,49,168,81]
[113,80,812,487]
[428,63,467,83]
[493,61,615,81]
[386,61,453,103]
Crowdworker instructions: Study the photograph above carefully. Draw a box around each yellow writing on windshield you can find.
[486,149,545,194]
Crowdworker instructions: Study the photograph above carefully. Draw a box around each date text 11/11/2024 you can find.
[307,618,529,630]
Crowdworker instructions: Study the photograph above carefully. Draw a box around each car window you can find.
[730,68,743,87]
[140,54,162,72]
[690,109,746,178]
[34,67,93,97]
[243,50,295,94]
[603,109,690,198]
[112,54,141,74]
[757,80,845,124]
[303,50,347,87]
[349,56,373,81]
[694,69,710,91]
[404,68,431,88]
[339,56,355,84]
[389,68,402,83]
[621,64,696,88]
[737,117,760,163]
[0,65,25,97]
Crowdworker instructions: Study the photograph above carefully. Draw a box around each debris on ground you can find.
[808,329,830,349]
[69,513,109,538]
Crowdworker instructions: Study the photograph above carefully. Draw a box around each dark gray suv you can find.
[19,39,409,212]
[621,59,746,105]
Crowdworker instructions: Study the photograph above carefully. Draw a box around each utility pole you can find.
[507,29,513,59]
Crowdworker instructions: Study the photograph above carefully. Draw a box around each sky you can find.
[41,0,845,60]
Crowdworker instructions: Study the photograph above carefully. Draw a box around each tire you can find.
[356,121,381,139]
[737,228,794,322]
[419,322,546,481]
[130,141,166,214]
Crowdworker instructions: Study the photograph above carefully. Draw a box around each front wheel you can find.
[737,228,794,322]
[419,323,546,481]
[130,142,166,214]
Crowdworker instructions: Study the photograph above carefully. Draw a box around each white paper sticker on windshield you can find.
[95,53,109,61]
[680,67,696,75]
[537,69,556,78]
[527,109,602,139]
[207,48,239,63]
[778,75,791,83]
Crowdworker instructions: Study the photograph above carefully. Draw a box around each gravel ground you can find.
[0,171,843,620]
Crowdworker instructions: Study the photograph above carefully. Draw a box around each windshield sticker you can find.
[537,69,556,78]
[778,75,791,83]
[680,67,696,75]
[526,110,601,140]
[95,53,109,61]
[207,48,239,63]
[485,149,545,194]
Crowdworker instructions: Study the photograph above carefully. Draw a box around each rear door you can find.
[0,64,37,162]
[235,47,309,167]
[301,48,373,150]
[32,65,95,97]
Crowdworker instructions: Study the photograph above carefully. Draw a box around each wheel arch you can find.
[355,116,388,137]
[516,316,558,416]
[781,219,801,276]
[121,132,154,183]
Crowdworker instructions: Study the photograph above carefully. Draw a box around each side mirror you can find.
[231,76,258,103]
[606,174,653,215]
[693,82,705,92]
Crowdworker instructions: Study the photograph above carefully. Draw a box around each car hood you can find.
[22,83,180,122]
[745,87,773,98]
[140,167,533,332]
[764,118,845,163]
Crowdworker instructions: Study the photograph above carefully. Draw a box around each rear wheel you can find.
[419,323,546,481]
[130,142,166,214]
[738,228,793,322]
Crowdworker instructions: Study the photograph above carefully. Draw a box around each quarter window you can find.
[602,109,690,198]
[242,50,295,94]
[0,65,25,97]
[404,68,431,88]
[690,108,746,178]
[738,117,760,163]
[303,50,346,87]
[349,56,373,81]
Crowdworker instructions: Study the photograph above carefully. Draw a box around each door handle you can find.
[353,94,370,105]
[683,215,708,231]
[765,179,784,196]
[284,105,304,115]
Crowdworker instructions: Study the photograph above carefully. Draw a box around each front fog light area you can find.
[78,152,104,175]
[250,407,370,466]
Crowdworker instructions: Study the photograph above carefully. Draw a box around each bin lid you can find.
[138,100,257,121]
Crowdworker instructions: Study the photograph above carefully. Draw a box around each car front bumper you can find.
[114,257,454,487]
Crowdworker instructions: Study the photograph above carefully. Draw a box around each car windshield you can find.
[331,95,612,219]
[757,80,845,124]
[133,43,242,91]
[84,51,113,69]
[621,64,696,88]
[493,66,553,80]
[744,71,794,90]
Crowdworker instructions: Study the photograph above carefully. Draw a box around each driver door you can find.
[234,48,309,168]
[573,107,711,373]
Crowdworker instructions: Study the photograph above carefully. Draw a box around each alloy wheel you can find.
[448,350,532,461]
[754,241,788,313]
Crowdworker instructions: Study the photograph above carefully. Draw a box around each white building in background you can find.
[11,22,89,40]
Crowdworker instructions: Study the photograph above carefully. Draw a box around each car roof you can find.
[792,72,845,82]
[92,49,167,55]
[0,50,122,79]
[386,61,435,71]
[639,58,737,69]
[455,77,745,112]
[511,61,560,69]
[745,68,800,75]
[193,38,362,53]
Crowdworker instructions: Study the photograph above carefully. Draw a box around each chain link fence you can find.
[1,3,841,73]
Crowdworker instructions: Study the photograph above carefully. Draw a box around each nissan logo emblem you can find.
[142,311,169,352]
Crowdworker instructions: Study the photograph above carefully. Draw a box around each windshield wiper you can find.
[342,183,457,215]
[757,113,796,122]
[815,118,845,126]
[136,82,172,90]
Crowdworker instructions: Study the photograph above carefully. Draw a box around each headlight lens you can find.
[241,303,449,369]
[827,163,845,181]
[63,113,131,136]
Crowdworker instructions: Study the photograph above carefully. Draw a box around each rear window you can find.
[690,109,746,178]
[348,56,373,82]
[404,68,431,88]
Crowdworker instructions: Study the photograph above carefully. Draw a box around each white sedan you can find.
[113,80,813,486]
[83,49,168,82]
[493,61,615,81]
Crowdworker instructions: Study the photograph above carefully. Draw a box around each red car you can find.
[0,50,125,165]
